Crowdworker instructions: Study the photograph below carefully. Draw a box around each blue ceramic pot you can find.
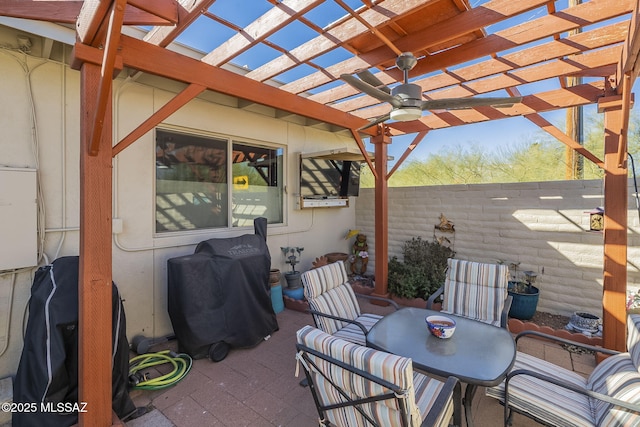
[282,286,305,300]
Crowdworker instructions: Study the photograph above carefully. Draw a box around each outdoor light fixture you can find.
[389,107,422,122]
[586,207,604,232]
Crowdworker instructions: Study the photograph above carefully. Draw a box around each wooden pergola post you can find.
[372,129,392,297]
[79,62,114,426]
[601,100,628,352]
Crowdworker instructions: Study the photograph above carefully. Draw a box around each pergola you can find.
[1,0,639,424]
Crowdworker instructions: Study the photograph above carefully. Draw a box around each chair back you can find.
[296,325,422,427]
[629,314,640,368]
[302,261,361,334]
[586,314,640,426]
[441,258,509,327]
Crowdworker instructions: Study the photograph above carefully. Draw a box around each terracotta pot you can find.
[324,252,349,263]
[269,269,281,287]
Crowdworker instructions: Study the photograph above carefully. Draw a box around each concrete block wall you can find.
[355,179,640,317]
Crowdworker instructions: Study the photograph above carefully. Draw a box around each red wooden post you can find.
[372,130,392,298]
[79,62,114,426]
[601,101,628,352]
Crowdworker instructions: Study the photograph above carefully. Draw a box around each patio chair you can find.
[426,258,511,328]
[295,325,459,427]
[301,261,398,346]
[485,314,640,426]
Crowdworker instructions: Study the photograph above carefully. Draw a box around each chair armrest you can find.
[515,330,620,356]
[506,369,640,415]
[355,293,400,310]
[426,286,444,309]
[500,295,512,329]
[421,376,460,427]
[307,309,369,336]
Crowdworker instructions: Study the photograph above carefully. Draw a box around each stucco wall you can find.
[0,44,360,377]
[355,181,640,317]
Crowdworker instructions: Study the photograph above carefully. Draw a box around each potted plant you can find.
[388,237,455,306]
[627,289,640,314]
[506,262,540,320]
[280,246,304,299]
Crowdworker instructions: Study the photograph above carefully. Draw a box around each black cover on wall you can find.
[13,256,136,427]
[168,217,278,358]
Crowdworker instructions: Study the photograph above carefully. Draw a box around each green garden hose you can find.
[128,350,192,390]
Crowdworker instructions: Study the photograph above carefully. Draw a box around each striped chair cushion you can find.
[297,326,446,427]
[587,353,640,426]
[332,313,383,346]
[413,372,454,427]
[628,314,640,369]
[486,351,592,427]
[441,259,509,327]
[302,262,362,336]
[302,261,350,299]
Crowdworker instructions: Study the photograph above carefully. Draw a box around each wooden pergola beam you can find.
[282,0,631,93]
[313,20,627,106]
[349,129,377,181]
[407,0,632,81]
[524,113,604,168]
[72,35,376,135]
[337,43,621,116]
[0,0,177,25]
[144,0,217,47]
[245,0,428,82]
[112,83,206,157]
[619,0,640,83]
[88,0,126,156]
[201,0,324,67]
[387,131,429,178]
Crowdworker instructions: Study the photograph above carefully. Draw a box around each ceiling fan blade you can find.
[341,74,400,107]
[355,70,391,94]
[357,113,391,131]
[421,96,522,111]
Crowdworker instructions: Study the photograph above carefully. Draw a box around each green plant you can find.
[387,237,455,300]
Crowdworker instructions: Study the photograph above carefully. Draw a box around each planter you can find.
[284,271,302,289]
[324,252,349,263]
[508,284,539,320]
[269,269,282,287]
[282,286,305,300]
[270,284,284,314]
[283,295,309,312]
[568,312,601,333]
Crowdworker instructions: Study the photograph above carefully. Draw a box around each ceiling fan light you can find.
[390,107,422,122]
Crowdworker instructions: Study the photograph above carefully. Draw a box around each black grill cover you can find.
[168,218,278,358]
[13,256,136,427]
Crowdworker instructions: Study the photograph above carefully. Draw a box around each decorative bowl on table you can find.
[426,315,456,339]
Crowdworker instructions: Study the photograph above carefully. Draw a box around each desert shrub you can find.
[387,237,455,300]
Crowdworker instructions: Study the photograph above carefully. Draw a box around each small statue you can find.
[435,213,455,232]
[349,233,369,275]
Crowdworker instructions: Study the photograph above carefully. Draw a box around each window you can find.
[155,128,283,233]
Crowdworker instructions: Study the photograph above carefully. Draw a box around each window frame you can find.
[154,126,285,236]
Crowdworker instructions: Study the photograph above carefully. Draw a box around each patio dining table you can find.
[366,307,516,427]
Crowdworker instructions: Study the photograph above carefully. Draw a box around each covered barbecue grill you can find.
[167,218,278,361]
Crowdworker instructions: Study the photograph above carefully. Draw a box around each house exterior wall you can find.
[0,46,358,377]
[355,181,640,317]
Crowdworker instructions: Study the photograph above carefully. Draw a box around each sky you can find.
[170,0,636,166]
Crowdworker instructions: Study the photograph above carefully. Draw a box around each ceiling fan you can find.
[340,52,522,130]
